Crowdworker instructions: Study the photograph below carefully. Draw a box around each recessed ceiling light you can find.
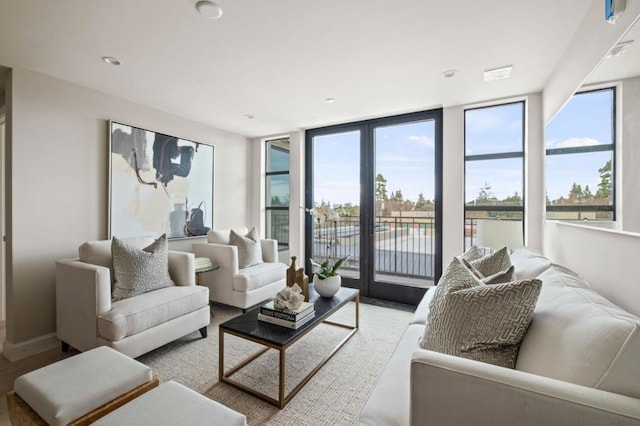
[325,98,336,103]
[441,70,457,78]
[244,114,254,119]
[102,56,121,66]
[196,1,223,19]
[484,65,513,82]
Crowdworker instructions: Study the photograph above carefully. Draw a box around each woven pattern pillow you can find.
[468,246,511,277]
[462,258,516,284]
[421,257,542,368]
[230,227,263,269]
[111,234,175,301]
[459,245,483,262]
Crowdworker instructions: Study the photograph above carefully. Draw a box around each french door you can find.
[305,110,442,305]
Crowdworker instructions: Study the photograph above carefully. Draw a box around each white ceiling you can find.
[586,18,640,85]
[0,0,594,137]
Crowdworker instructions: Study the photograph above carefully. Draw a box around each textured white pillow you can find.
[207,227,249,244]
[421,257,542,368]
[111,234,175,301]
[230,227,263,269]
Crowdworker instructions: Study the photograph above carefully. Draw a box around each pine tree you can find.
[595,160,612,199]
[569,182,583,200]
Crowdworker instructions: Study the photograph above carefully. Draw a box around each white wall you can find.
[3,67,250,360]
[543,1,640,123]
[621,76,640,233]
[441,106,464,264]
[544,221,640,317]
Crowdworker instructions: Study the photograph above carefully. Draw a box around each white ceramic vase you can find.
[313,274,341,298]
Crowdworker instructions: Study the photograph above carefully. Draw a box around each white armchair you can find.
[192,227,288,310]
[56,237,211,358]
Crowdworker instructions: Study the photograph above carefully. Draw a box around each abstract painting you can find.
[109,121,214,239]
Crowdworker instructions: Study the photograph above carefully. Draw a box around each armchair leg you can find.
[199,327,208,339]
[61,341,70,352]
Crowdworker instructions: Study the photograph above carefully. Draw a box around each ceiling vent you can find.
[483,65,513,82]
[607,40,634,57]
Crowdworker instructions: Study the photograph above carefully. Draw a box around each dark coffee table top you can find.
[220,287,359,347]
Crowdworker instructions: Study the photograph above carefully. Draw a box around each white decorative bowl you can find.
[313,274,341,298]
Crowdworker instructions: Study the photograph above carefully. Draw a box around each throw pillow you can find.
[111,234,175,301]
[468,246,512,277]
[421,257,542,368]
[230,227,263,269]
[462,258,516,284]
[459,245,483,262]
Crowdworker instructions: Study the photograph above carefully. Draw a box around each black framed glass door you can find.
[305,109,442,305]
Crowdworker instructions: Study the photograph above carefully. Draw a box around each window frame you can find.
[545,86,616,221]
[265,137,290,251]
[463,100,526,249]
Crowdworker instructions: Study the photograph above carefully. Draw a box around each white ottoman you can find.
[7,346,158,426]
[93,381,247,426]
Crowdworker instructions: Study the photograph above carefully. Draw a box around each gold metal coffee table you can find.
[218,287,359,408]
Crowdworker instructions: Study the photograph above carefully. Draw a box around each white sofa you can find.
[56,237,210,358]
[192,227,287,310]
[359,248,640,425]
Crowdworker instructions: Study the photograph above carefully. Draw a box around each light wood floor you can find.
[0,321,73,425]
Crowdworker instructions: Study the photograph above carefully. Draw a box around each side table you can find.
[196,264,220,317]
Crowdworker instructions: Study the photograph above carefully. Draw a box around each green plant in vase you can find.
[310,256,350,297]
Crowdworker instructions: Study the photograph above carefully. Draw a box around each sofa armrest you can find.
[55,259,112,351]
[260,239,278,263]
[410,349,640,426]
[168,251,195,286]
[192,243,239,275]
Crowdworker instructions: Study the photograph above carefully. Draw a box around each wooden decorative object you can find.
[287,256,310,302]
[7,376,159,426]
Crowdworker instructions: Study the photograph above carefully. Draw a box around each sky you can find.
[313,120,436,206]
[262,86,616,211]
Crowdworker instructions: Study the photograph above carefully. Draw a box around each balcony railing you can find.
[310,215,435,283]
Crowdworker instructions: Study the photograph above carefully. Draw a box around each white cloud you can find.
[408,135,434,148]
[547,137,600,149]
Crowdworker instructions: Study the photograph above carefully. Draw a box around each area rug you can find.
[137,301,413,425]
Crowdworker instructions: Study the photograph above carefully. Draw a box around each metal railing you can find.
[310,215,435,281]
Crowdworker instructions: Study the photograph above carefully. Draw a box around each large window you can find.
[265,138,289,250]
[545,87,615,221]
[464,102,525,250]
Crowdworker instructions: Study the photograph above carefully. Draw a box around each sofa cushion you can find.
[537,264,589,288]
[207,227,249,245]
[230,227,263,268]
[516,270,640,398]
[111,235,175,301]
[98,285,208,341]
[510,247,552,280]
[420,257,542,368]
[359,324,423,426]
[410,287,436,325]
[232,262,288,292]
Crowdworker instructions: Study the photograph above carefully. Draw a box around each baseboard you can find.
[2,332,59,362]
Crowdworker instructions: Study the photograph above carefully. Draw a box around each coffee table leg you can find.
[219,329,224,380]
[279,348,286,408]
[355,292,360,329]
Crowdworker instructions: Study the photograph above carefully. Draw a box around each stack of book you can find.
[258,301,315,329]
[194,257,213,272]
